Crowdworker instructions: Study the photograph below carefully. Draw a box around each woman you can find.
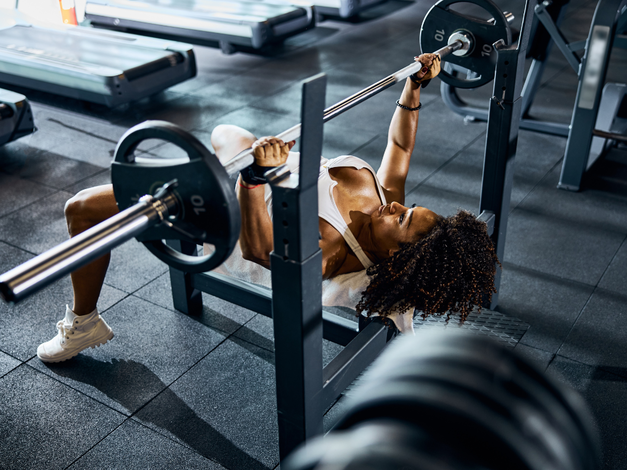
[37,53,498,363]
[214,52,499,323]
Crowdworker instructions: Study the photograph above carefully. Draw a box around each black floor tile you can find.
[28,107,126,168]
[103,239,170,294]
[503,207,624,286]
[0,190,72,254]
[0,148,105,190]
[134,338,279,470]
[513,343,555,371]
[421,135,485,201]
[0,138,43,163]
[0,173,56,219]
[524,69,579,125]
[69,419,226,470]
[558,289,627,376]
[0,365,125,470]
[321,122,385,161]
[406,182,481,219]
[232,313,345,366]
[598,238,627,295]
[134,273,257,336]
[518,165,627,235]
[202,106,303,144]
[29,295,226,415]
[113,92,249,133]
[495,263,594,354]
[0,350,20,377]
[63,170,112,195]
[548,356,627,470]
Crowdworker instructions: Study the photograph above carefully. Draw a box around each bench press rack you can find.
[168,74,394,459]
[167,0,535,459]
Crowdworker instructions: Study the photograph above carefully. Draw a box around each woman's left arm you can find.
[376,53,440,204]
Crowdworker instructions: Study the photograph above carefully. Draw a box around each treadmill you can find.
[0,87,35,146]
[0,12,196,107]
[84,0,314,53]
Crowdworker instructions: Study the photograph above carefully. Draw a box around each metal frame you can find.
[169,74,391,460]
[558,0,627,190]
[479,0,535,308]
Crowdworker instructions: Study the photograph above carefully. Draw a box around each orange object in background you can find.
[59,0,78,25]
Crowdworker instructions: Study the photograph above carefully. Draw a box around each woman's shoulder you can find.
[326,155,373,171]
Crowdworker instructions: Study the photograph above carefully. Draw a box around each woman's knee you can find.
[211,125,257,163]
[65,185,118,236]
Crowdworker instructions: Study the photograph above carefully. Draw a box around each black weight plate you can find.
[432,336,600,470]
[355,333,595,470]
[420,0,511,88]
[376,359,566,470]
[336,381,542,470]
[111,120,240,273]
[284,421,465,470]
[392,336,594,470]
[445,337,599,470]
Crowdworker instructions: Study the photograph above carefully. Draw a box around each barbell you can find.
[283,330,601,470]
[0,0,515,304]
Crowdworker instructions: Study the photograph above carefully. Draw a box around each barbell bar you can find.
[223,40,465,176]
[0,17,513,304]
[0,183,179,303]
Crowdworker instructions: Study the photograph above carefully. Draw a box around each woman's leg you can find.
[211,124,257,165]
[64,184,120,315]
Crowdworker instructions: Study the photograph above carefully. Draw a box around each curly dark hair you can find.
[356,209,501,322]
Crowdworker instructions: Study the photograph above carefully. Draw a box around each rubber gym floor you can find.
[1,0,626,468]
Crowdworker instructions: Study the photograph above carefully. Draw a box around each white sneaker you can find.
[37,306,114,363]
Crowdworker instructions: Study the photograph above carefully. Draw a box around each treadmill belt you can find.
[85,0,314,51]
[0,20,196,107]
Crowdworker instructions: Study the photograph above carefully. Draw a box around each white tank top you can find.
[318,155,387,269]
[263,153,387,269]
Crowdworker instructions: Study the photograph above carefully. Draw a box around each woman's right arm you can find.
[238,137,294,268]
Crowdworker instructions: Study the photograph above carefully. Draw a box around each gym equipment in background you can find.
[283,330,602,470]
[558,0,627,191]
[85,0,315,54]
[434,0,627,191]
[0,87,35,146]
[437,0,572,136]
[0,0,536,460]
[0,12,196,107]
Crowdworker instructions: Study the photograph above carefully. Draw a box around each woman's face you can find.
[371,202,439,255]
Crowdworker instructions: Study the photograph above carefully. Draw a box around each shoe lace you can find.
[56,320,76,344]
